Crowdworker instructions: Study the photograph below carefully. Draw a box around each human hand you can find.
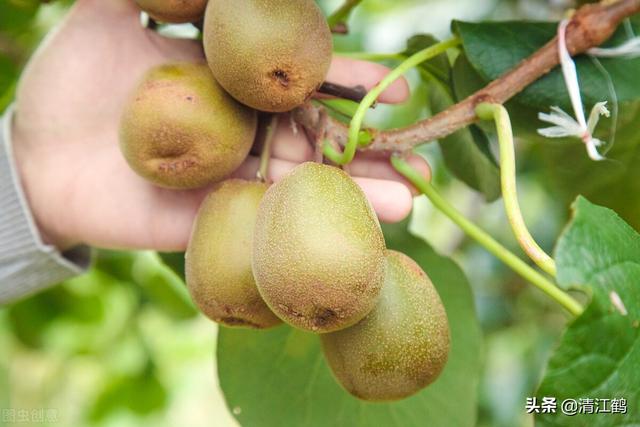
[11,0,430,252]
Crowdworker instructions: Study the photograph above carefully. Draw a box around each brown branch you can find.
[292,103,351,150]
[296,0,640,154]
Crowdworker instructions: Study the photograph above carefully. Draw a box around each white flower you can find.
[538,102,610,161]
[589,37,640,58]
[537,20,610,161]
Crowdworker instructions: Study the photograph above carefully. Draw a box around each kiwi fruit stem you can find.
[257,115,279,183]
[318,82,368,103]
[146,17,158,30]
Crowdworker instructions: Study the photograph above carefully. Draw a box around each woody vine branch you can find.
[295,0,640,154]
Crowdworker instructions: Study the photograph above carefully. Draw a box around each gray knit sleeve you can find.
[0,106,91,304]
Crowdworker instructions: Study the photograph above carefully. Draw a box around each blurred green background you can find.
[0,1,583,426]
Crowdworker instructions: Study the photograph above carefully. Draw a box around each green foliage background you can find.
[1,0,630,426]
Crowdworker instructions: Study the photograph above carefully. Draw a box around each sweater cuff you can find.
[0,105,91,304]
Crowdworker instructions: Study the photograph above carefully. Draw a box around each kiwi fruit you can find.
[321,250,450,401]
[203,0,333,112]
[120,62,257,189]
[252,162,385,333]
[134,0,208,24]
[186,179,282,329]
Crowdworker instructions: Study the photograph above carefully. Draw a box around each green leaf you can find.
[429,60,501,201]
[94,250,137,283]
[132,252,197,320]
[406,34,500,201]
[0,55,19,112]
[89,365,167,421]
[536,197,640,426]
[453,20,640,110]
[0,0,40,34]
[158,251,186,280]
[217,223,482,427]
[96,250,196,319]
[404,34,451,84]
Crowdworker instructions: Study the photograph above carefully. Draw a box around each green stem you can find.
[327,0,364,31]
[324,37,461,165]
[475,103,557,277]
[258,115,279,182]
[391,156,583,317]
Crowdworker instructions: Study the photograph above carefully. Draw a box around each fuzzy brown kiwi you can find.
[203,0,333,112]
[186,179,282,329]
[134,0,207,24]
[119,63,257,189]
[252,162,386,333]
[321,250,451,401]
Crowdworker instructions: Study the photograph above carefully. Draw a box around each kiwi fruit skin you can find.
[203,0,333,112]
[120,63,257,189]
[186,179,282,329]
[252,162,385,333]
[135,0,207,24]
[321,250,451,402]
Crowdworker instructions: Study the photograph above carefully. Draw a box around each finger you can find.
[73,0,139,18]
[355,177,414,223]
[323,57,410,104]
[112,153,424,252]
[72,0,204,63]
[144,185,209,251]
[348,153,431,194]
[60,146,210,252]
[234,157,414,223]
[138,24,205,63]
[145,35,205,63]
[269,115,315,162]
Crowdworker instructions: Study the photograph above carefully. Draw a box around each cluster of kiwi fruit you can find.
[120,0,450,402]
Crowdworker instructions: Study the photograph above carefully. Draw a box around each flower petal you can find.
[588,37,640,58]
[586,138,606,161]
[587,101,610,134]
[537,126,575,138]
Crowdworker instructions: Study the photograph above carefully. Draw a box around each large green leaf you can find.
[430,77,501,201]
[536,197,640,426]
[444,52,501,200]
[453,20,640,110]
[407,34,500,201]
[217,223,482,427]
